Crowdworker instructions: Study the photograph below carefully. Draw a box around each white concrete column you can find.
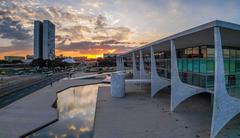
[111,72,125,97]
[140,50,149,79]
[150,46,170,96]
[132,52,140,79]
[170,40,206,111]
[210,27,240,138]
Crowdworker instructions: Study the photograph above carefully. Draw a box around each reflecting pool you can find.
[28,84,99,138]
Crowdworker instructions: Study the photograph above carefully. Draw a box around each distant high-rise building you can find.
[43,20,55,60]
[33,20,55,60]
[34,21,43,59]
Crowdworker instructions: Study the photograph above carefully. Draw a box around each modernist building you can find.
[34,20,55,60]
[34,21,43,59]
[116,20,240,138]
[103,53,117,59]
[4,56,25,62]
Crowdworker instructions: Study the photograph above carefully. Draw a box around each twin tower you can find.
[34,20,55,60]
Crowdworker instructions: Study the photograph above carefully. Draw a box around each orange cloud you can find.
[0,0,149,59]
[0,50,31,59]
[56,48,121,59]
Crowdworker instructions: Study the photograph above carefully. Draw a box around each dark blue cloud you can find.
[0,17,32,40]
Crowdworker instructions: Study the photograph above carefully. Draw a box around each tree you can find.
[0,60,9,64]
[30,58,45,68]
[97,57,116,67]
[11,60,23,64]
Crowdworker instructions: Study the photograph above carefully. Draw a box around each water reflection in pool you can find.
[29,84,99,138]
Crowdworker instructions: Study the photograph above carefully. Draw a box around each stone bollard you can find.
[111,72,125,97]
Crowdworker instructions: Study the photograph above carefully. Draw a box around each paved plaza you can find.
[94,84,240,138]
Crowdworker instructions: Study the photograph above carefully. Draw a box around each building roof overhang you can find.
[119,20,240,57]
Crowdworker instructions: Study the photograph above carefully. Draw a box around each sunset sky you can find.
[0,0,240,59]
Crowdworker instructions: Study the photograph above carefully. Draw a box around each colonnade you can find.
[116,27,240,138]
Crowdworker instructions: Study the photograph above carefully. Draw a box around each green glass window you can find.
[178,59,182,72]
[175,47,240,93]
[236,50,240,58]
[188,59,193,72]
[182,59,187,72]
[236,75,240,86]
[193,58,199,73]
[199,75,206,88]
[224,49,230,58]
[207,47,214,58]
[230,49,236,58]
[224,59,229,73]
[206,75,214,89]
[229,49,236,73]
[207,58,214,74]
[200,59,207,73]
[230,59,236,73]
[192,74,200,86]
[236,59,240,73]
[232,74,240,97]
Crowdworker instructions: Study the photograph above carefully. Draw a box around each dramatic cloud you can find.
[0,40,31,52]
[0,0,140,58]
[95,15,107,30]
[0,17,32,40]
[1,0,240,58]
[58,41,133,51]
[0,5,32,41]
[57,41,134,57]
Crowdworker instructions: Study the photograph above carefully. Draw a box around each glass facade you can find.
[135,53,140,71]
[124,55,133,74]
[123,45,240,98]
[155,51,171,79]
[143,52,151,73]
[125,56,132,67]
[123,55,134,79]
[177,46,240,97]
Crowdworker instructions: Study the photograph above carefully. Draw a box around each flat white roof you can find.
[119,20,240,56]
